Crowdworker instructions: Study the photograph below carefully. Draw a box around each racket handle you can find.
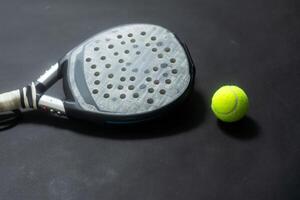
[0,90,21,112]
[0,82,40,112]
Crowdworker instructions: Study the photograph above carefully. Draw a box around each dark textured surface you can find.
[0,0,299,199]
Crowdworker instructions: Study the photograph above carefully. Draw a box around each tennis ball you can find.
[211,85,249,122]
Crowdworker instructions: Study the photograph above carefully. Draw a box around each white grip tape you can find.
[0,90,21,112]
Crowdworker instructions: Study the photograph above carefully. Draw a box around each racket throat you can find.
[20,84,66,116]
[36,63,62,93]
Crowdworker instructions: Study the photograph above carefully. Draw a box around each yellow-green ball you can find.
[211,85,249,122]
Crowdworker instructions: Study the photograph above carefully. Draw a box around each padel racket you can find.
[0,24,195,124]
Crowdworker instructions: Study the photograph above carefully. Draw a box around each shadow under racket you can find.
[18,90,206,139]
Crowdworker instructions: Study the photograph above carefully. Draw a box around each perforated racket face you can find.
[64,24,193,117]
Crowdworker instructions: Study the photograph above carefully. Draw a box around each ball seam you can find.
[212,86,238,115]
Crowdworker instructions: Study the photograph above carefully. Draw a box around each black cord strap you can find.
[0,110,21,131]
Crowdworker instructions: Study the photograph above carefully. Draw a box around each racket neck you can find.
[36,63,62,93]
[0,63,64,113]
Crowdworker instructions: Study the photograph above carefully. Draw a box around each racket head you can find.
[60,24,195,123]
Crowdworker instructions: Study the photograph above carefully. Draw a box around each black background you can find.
[0,0,299,199]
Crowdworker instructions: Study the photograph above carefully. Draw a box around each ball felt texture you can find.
[211,85,249,122]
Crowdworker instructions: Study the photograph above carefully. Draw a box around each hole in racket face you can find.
[65,24,192,116]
